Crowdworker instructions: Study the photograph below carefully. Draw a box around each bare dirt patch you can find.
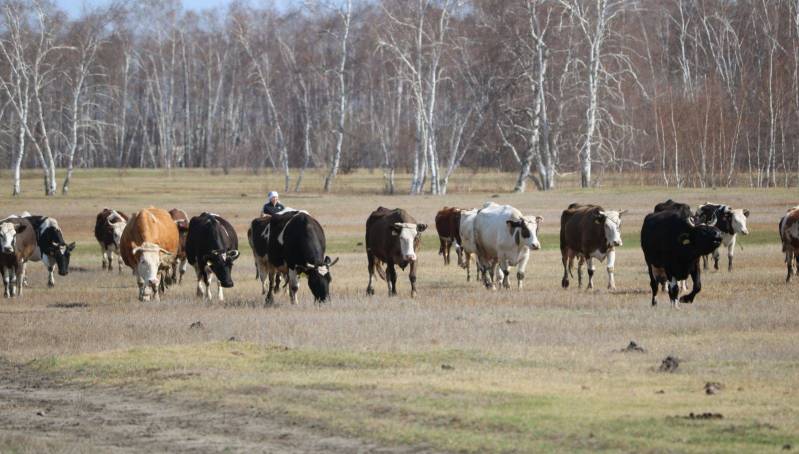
[0,358,427,453]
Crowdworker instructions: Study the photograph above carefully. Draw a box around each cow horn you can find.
[325,256,340,267]
[618,210,628,216]
[228,250,240,260]
[686,217,696,227]
[707,213,718,227]
[159,248,172,256]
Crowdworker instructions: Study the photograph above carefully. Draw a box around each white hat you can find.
[268,191,279,200]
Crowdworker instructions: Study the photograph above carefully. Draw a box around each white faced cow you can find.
[695,203,750,272]
[473,202,543,290]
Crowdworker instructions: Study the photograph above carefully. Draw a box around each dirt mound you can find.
[48,302,89,309]
[705,382,724,395]
[659,356,680,372]
[683,412,723,420]
[619,341,646,353]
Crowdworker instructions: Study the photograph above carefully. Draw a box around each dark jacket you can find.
[262,201,285,215]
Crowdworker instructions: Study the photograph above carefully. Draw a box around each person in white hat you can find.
[262,191,285,216]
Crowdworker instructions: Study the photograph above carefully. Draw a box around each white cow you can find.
[473,202,543,290]
[696,203,750,272]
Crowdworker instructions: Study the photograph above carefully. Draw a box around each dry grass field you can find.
[0,169,798,453]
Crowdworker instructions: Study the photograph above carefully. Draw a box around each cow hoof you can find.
[366,288,374,296]
[678,295,694,304]
[47,282,54,288]
[561,278,569,289]
[411,291,417,298]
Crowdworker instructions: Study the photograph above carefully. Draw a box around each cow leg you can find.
[117,251,124,274]
[789,250,796,283]
[2,267,10,298]
[586,258,595,290]
[409,261,418,298]
[106,248,115,273]
[465,253,471,282]
[151,280,160,302]
[702,254,709,271]
[137,276,146,302]
[727,236,736,272]
[386,263,397,296]
[179,258,188,284]
[576,257,584,288]
[217,275,224,302]
[606,249,616,290]
[680,264,702,305]
[561,251,570,289]
[712,248,720,271]
[16,261,26,297]
[204,273,214,301]
[288,269,299,304]
[366,253,376,296]
[668,277,680,309]
[455,243,464,268]
[438,238,447,265]
[647,266,659,306]
[101,245,109,270]
[265,270,276,305]
[46,262,55,288]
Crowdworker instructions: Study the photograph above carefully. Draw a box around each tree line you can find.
[1,0,798,195]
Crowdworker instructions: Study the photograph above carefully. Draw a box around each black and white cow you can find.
[695,203,750,271]
[20,214,76,287]
[641,211,722,308]
[268,210,337,304]
[184,212,239,301]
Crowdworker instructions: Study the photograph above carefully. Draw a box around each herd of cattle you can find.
[0,199,798,307]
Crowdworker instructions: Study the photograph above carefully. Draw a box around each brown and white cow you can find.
[169,208,190,284]
[560,203,627,290]
[366,207,427,297]
[120,208,179,301]
[779,206,799,282]
[0,217,35,298]
[435,207,464,266]
[94,208,129,273]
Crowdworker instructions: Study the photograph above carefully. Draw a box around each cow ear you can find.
[14,224,26,233]
[228,250,240,261]
[618,210,628,216]
[678,233,691,246]
[743,209,750,218]
[67,242,76,251]
[416,223,427,233]
[535,216,543,224]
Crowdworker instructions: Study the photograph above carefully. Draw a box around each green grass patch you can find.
[36,342,799,453]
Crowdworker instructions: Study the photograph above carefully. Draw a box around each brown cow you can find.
[0,217,35,298]
[779,206,799,282]
[560,203,627,290]
[435,207,464,266]
[169,208,190,284]
[365,207,427,297]
[94,208,129,273]
[120,208,179,301]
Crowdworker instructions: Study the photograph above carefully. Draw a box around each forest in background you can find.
[1,0,798,195]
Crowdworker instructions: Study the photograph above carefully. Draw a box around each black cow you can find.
[185,212,239,301]
[267,211,337,303]
[653,199,693,220]
[23,214,76,287]
[695,203,750,271]
[641,211,722,308]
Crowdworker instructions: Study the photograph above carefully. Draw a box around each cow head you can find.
[107,217,127,248]
[731,208,750,235]
[51,241,77,276]
[0,222,25,254]
[391,222,427,262]
[594,210,626,248]
[506,216,542,250]
[132,242,172,291]
[678,224,722,256]
[204,249,240,288]
[300,256,339,302]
